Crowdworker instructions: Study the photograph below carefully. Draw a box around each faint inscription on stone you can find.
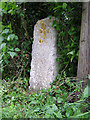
[29,17,58,91]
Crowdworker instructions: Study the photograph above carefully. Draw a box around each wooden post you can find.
[77,2,90,88]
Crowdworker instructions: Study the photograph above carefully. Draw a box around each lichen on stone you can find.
[44,30,46,39]
[39,29,43,33]
[47,30,49,33]
[45,40,47,44]
[41,35,43,38]
[40,21,46,30]
[41,60,43,62]
[40,21,47,39]
[39,39,42,43]
[39,39,43,43]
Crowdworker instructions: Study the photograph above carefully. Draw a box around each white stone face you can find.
[29,17,58,91]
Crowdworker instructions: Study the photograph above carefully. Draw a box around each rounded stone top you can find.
[35,17,58,28]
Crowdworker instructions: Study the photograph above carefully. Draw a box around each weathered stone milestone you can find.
[29,17,58,91]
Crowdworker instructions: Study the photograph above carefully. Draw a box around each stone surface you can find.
[29,17,58,91]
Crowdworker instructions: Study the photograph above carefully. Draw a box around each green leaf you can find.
[9,48,13,51]
[2,29,9,34]
[33,108,40,113]
[70,111,90,118]
[54,111,62,118]
[14,115,17,119]
[0,36,3,44]
[0,43,6,50]
[51,104,58,111]
[15,48,20,52]
[71,26,75,31]
[0,53,4,60]
[0,2,2,9]
[2,46,6,52]
[62,3,67,9]
[7,23,11,29]
[56,58,59,61]
[10,103,14,108]
[83,86,88,98]
[53,5,62,10]
[8,52,17,58]
[67,50,75,55]
[76,51,79,56]
[57,98,63,103]
[46,108,54,114]
[71,55,75,62]
[66,107,73,117]
[44,113,51,118]
[15,35,18,40]
[30,100,38,105]
[7,34,16,41]
[88,74,90,79]
[8,9,13,13]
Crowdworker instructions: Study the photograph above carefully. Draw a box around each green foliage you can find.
[1,2,54,80]
[1,2,82,79]
[52,2,82,76]
[83,86,89,98]
[2,76,89,118]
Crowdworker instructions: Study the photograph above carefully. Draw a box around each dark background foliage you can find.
[1,2,82,80]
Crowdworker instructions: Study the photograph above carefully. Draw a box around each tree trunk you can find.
[75,2,90,103]
[77,2,90,87]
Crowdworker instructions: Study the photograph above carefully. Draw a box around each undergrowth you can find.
[1,74,90,119]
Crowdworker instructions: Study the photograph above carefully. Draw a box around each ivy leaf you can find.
[0,53,4,60]
[0,36,3,44]
[15,35,18,40]
[7,34,18,41]
[7,34,15,41]
[15,48,20,52]
[2,29,9,34]
[0,43,6,50]
[8,52,17,58]
[57,98,63,103]
[62,3,67,9]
